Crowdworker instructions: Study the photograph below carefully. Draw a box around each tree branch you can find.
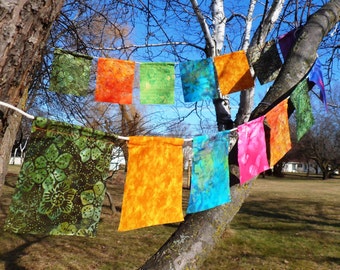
[251,0,340,119]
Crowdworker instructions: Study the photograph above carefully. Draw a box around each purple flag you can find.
[278,29,297,60]
[308,58,327,109]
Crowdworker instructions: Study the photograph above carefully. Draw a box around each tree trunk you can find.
[0,0,65,194]
[141,1,340,269]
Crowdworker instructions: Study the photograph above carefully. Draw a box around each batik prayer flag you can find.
[186,131,231,214]
[213,51,254,95]
[118,136,184,231]
[179,58,218,102]
[265,99,292,167]
[308,58,327,108]
[250,40,282,84]
[49,48,92,96]
[4,117,115,237]
[237,116,270,184]
[278,29,297,60]
[139,62,175,104]
[290,79,315,141]
[95,58,135,104]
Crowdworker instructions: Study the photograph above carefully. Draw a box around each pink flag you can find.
[237,116,270,184]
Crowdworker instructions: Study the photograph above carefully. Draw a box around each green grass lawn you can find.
[1,165,339,269]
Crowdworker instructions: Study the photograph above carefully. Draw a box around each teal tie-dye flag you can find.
[186,130,231,214]
[291,79,315,141]
[4,117,116,237]
[179,58,218,102]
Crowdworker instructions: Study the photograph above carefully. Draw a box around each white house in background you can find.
[283,161,320,174]
[10,143,126,171]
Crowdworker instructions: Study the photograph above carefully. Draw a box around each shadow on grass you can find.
[239,199,340,229]
[0,236,47,270]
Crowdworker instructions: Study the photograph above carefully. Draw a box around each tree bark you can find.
[141,1,340,269]
[251,0,340,119]
[0,0,65,194]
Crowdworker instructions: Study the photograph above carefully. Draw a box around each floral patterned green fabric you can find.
[4,117,116,237]
[49,48,93,96]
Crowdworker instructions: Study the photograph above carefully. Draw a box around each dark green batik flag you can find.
[249,40,282,85]
[4,117,116,237]
[49,48,93,96]
[290,79,315,141]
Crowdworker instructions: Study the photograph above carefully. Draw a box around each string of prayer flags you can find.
[4,117,115,237]
[249,40,282,85]
[139,62,175,104]
[213,50,254,95]
[278,29,298,60]
[265,99,292,167]
[186,131,231,214]
[179,58,218,102]
[95,58,135,104]
[308,58,327,109]
[49,48,93,96]
[237,116,270,184]
[118,136,184,231]
[290,79,315,141]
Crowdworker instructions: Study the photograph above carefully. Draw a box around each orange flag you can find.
[95,58,135,104]
[214,51,254,95]
[118,136,184,231]
[265,99,292,167]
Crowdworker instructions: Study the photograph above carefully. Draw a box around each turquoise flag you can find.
[179,58,218,102]
[186,131,231,214]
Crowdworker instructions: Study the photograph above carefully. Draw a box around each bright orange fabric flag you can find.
[118,136,184,231]
[95,58,135,104]
[214,51,254,95]
[265,99,292,167]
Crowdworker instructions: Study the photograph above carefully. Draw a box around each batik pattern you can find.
[4,117,116,237]
[95,58,135,104]
[237,116,270,184]
[49,48,92,96]
[250,40,282,84]
[290,79,315,141]
[139,63,175,104]
[265,99,291,167]
[179,58,218,102]
[118,136,184,231]
[186,131,231,214]
[213,51,254,95]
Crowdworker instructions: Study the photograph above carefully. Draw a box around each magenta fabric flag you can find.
[278,29,297,60]
[237,116,270,184]
[308,58,327,109]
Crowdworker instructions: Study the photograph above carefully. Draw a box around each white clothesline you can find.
[0,100,237,142]
[0,101,35,120]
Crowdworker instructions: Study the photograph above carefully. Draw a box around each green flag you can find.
[139,62,175,104]
[49,48,93,96]
[4,117,116,237]
[291,79,315,141]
